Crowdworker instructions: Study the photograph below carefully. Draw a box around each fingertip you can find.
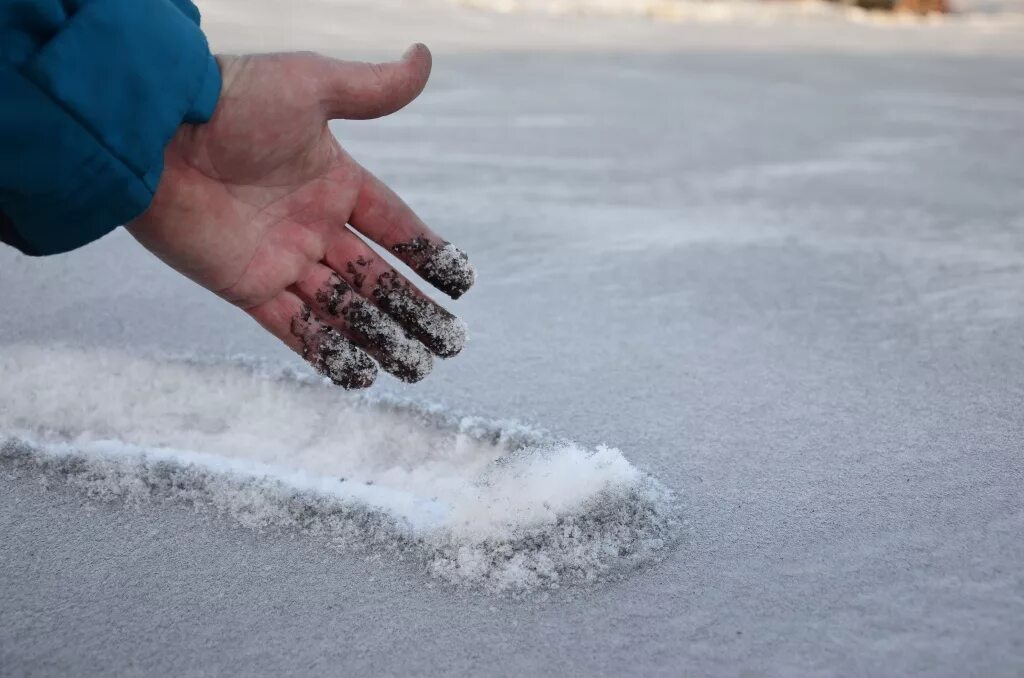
[402,43,432,90]
[326,343,379,390]
[334,363,378,390]
[403,42,431,64]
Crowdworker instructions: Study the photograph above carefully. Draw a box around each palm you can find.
[128,46,474,388]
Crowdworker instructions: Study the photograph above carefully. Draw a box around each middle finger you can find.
[293,263,434,383]
[323,226,467,358]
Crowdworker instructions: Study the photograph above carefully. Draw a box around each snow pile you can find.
[0,346,676,593]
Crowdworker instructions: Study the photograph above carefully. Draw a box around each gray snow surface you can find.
[2,22,1023,678]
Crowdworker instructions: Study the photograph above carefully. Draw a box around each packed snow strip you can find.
[0,346,677,592]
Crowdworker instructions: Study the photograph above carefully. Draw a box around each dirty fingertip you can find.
[391,238,475,300]
[373,273,467,358]
[291,306,379,389]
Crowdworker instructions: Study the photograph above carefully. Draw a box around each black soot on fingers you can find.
[291,305,378,389]
[315,275,433,383]
[372,270,467,358]
[345,256,371,292]
[391,237,475,300]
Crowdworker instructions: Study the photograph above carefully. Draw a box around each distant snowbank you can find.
[0,346,677,593]
[460,0,840,20]
[455,0,1024,25]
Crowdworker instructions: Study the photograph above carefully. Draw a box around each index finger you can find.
[349,167,475,300]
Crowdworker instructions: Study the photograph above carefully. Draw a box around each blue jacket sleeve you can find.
[0,0,221,255]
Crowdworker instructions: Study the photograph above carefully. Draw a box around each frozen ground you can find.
[2,0,1024,675]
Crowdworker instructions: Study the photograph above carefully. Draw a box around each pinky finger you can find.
[247,290,378,389]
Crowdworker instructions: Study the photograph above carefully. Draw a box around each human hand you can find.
[127,44,474,389]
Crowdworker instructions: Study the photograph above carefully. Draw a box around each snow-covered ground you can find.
[2,0,1023,675]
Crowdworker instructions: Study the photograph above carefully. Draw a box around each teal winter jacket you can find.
[0,0,221,255]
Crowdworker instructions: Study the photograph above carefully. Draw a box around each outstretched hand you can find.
[127,44,474,388]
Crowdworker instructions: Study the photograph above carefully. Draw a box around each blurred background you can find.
[198,0,1024,55]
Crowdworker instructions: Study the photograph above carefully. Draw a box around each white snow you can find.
[0,346,675,592]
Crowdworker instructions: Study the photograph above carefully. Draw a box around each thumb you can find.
[319,44,432,120]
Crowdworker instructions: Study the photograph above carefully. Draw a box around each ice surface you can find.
[2,0,1024,675]
[0,346,676,593]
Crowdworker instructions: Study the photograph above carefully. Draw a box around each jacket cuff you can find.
[185,54,223,125]
[11,0,220,255]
